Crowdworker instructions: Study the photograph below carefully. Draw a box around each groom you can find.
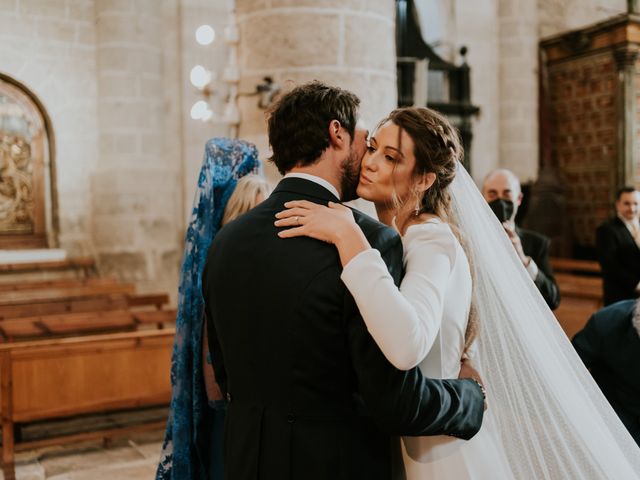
[202,81,485,480]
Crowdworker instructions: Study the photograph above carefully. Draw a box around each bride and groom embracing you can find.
[201,81,640,479]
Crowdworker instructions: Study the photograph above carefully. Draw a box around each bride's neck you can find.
[375,203,415,234]
[375,204,395,227]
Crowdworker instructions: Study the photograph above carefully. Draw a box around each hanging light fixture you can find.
[188,9,280,137]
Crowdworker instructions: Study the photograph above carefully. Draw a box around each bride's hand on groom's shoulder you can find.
[274,200,354,244]
[459,357,488,411]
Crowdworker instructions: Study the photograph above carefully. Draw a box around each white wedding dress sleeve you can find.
[341,220,497,478]
[340,219,464,371]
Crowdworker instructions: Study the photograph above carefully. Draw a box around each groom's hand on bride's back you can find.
[459,358,488,411]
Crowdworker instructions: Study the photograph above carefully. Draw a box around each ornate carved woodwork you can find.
[0,76,53,248]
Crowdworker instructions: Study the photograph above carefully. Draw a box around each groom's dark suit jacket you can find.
[203,177,484,480]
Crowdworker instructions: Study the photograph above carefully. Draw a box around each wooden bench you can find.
[550,258,601,275]
[0,277,120,293]
[550,258,603,338]
[0,283,136,306]
[0,329,174,474]
[0,309,177,342]
[133,309,177,329]
[0,291,169,321]
[0,257,96,281]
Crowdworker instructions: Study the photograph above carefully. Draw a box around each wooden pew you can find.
[0,277,120,293]
[550,258,601,275]
[550,258,603,338]
[0,257,96,280]
[0,310,136,342]
[132,309,177,329]
[0,283,136,306]
[0,329,174,472]
[127,293,170,311]
[0,308,177,342]
[0,291,168,321]
[0,293,130,321]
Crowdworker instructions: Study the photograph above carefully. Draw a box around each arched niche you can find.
[0,74,57,248]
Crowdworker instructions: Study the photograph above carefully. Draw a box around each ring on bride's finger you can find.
[295,216,300,225]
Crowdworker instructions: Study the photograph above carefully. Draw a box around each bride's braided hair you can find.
[385,107,459,218]
[384,107,479,351]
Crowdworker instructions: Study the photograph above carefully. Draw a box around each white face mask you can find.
[633,300,640,338]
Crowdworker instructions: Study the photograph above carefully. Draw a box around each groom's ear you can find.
[328,120,345,147]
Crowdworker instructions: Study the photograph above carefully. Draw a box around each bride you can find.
[274,106,640,478]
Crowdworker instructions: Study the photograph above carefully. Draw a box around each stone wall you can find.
[0,0,225,300]
[179,0,234,222]
[1,0,630,289]
[497,0,540,182]
[453,0,500,183]
[0,0,99,256]
[537,0,627,38]
[437,0,627,183]
[235,0,397,186]
[91,0,182,296]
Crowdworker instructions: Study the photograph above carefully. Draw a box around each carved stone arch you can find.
[0,73,57,248]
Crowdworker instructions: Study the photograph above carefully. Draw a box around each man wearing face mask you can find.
[482,168,560,310]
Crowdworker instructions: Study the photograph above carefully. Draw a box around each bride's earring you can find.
[413,190,422,216]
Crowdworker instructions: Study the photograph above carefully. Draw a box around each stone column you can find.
[93,0,181,295]
[235,0,397,185]
[497,0,539,181]
[614,45,639,190]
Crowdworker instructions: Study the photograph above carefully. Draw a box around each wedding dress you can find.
[342,219,513,479]
[341,163,640,478]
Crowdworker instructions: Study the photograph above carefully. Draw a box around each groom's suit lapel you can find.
[272,177,340,204]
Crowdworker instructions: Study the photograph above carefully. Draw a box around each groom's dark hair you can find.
[267,81,360,174]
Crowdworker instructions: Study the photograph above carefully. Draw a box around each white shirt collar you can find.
[283,173,340,200]
[618,214,640,231]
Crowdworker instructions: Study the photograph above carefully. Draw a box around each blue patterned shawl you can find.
[156,138,260,480]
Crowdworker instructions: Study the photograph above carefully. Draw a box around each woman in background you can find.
[156,139,269,480]
[221,174,272,227]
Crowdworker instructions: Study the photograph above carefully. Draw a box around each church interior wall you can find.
[0,0,633,298]
[0,0,100,257]
[431,0,628,185]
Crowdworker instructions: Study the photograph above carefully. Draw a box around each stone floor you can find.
[1,409,167,480]
[2,430,163,480]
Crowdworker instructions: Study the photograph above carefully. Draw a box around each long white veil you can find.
[449,163,640,479]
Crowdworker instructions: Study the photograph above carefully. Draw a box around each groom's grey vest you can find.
[203,177,483,480]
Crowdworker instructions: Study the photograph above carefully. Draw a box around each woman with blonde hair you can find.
[222,174,272,226]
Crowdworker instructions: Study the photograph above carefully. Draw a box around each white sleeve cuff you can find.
[341,248,383,287]
[525,257,539,281]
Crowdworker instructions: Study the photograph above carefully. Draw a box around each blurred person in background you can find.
[572,299,640,446]
[596,187,640,306]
